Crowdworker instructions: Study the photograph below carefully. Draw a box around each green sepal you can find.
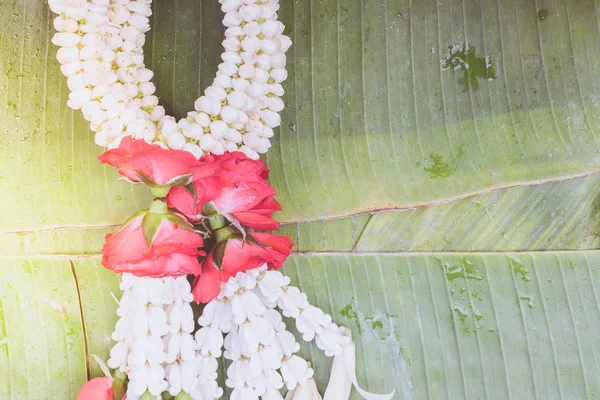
[113,210,147,234]
[222,213,246,240]
[165,211,205,235]
[142,212,163,246]
[150,185,170,198]
[211,241,227,270]
[202,201,219,218]
[174,392,192,400]
[164,172,195,187]
[140,392,155,400]
[184,182,197,205]
[111,369,127,400]
[129,169,194,189]
[244,232,271,248]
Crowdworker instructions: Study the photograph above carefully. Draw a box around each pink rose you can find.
[77,377,115,400]
[192,232,293,303]
[98,136,218,190]
[167,152,281,229]
[101,201,204,278]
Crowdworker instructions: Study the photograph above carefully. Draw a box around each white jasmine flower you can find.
[205,85,228,101]
[256,54,272,70]
[195,325,224,357]
[265,96,285,112]
[278,35,293,52]
[226,25,246,38]
[261,21,285,38]
[238,63,257,79]
[225,128,243,142]
[242,36,261,53]
[239,145,260,160]
[270,68,288,83]
[223,11,243,27]
[238,318,275,353]
[281,356,313,390]
[221,105,242,124]
[263,389,285,400]
[260,38,278,55]
[53,17,79,33]
[150,105,166,121]
[239,5,260,21]
[195,96,222,116]
[223,37,242,51]
[226,141,240,152]
[253,68,270,84]
[186,123,204,140]
[285,378,322,400]
[271,54,286,69]
[129,14,150,31]
[261,109,281,128]
[183,142,204,159]
[215,74,233,89]
[56,47,80,64]
[52,32,81,47]
[209,120,229,138]
[60,62,82,77]
[223,51,244,64]
[231,290,266,324]
[200,133,218,151]
[259,3,278,20]
[222,0,243,13]
[68,88,92,109]
[167,131,186,150]
[233,77,252,92]
[268,83,285,96]
[244,21,262,36]
[195,111,212,127]
[228,90,250,110]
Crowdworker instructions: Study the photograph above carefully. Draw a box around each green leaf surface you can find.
[0,257,86,399]
[72,258,121,380]
[1,0,600,399]
[0,0,153,233]
[15,253,600,399]
[281,174,600,253]
[286,252,600,399]
[266,0,600,222]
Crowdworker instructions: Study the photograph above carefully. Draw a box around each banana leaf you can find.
[1,0,599,399]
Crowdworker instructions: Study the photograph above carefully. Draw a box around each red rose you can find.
[212,179,281,230]
[166,175,222,223]
[167,152,280,229]
[77,377,114,400]
[101,201,204,278]
[98,136,218,191]
[216,152,270,182]
[192,233,293,303]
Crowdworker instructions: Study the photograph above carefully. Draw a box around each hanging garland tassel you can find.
[48,0,395,399]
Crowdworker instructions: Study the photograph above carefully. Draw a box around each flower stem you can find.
[208,214,226,230]
[150,185,170,198]
[149,199,168,214]
[215,226,235,243]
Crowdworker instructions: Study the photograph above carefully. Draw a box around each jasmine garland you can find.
[48,1,394,399]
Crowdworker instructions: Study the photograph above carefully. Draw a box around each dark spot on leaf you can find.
[537,9,548,21]
[441,43,496,91]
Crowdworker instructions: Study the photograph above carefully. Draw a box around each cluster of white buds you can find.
[195,266,353,399]
[107,274,221,400]
[48,0,291,160]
